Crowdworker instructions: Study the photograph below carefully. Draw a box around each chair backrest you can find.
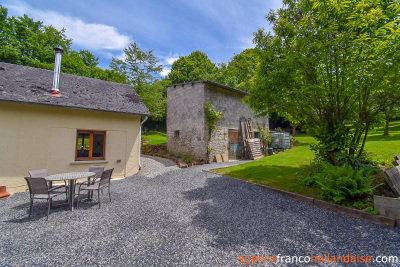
[89,165,105,178]
[24,177,49,195]
[99,168,114,186]
[28,169,48,178]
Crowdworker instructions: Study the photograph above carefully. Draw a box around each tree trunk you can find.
[291,123,297,138]
[384,115,390,136]
[357,123,370,158]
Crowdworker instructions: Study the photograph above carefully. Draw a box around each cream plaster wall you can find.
[0,101,141,194]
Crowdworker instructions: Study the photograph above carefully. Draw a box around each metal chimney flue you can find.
[50,46,64,95]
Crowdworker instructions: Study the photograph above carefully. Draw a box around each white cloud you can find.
[160,67,171,77]
[4,1,130,51]
[166,57,179,65]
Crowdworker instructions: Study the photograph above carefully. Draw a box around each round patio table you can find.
[46,172,95,211]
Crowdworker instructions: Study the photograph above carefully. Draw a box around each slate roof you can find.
[0,62,151,116]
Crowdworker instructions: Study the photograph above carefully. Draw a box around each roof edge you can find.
[167,80,249,95]
[0,99,152,117]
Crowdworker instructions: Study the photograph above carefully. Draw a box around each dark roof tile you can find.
[0,62,151,116]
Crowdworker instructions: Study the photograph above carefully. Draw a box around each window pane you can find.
[77,132,90,158]
[92,133,104,157]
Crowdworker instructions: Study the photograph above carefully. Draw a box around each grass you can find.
[214,134,320,198]
[213,120,400,198]
[364,120,400,166]
[141,121,399,197]
[142,131,167,145]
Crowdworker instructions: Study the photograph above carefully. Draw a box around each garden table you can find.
[46,172,95,211]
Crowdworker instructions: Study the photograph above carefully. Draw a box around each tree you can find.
[247,0,400,163]
[167,50,218,84]
[0,6,72,68]
[221,48,261,91]
[0,5,125,83]
[110,42,163,87]
[135,79,170,121]
[383,104,400,135]
[79,50,99,67]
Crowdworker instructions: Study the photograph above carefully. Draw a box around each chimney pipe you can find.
[50,46,64,95]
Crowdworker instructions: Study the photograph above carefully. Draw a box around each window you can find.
[254,131,260,139]
[76,130,106,160]
[174,130,180,137]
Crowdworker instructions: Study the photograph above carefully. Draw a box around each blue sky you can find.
[3,0,282,76]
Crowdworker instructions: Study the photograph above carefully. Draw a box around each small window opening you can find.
[174,130,180,137]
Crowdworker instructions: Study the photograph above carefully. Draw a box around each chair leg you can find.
[47,199,50,221]
[65,183,69,202]
[77,189,81,209]
[29,199,33,218]
[98,189,101,209]
[108,186,111,202]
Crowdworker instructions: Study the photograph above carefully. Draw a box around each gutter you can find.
[138,116,148,170]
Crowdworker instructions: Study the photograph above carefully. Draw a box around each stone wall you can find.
[167,82,208,160]
[167,81,269,162]
[204,83,269,161]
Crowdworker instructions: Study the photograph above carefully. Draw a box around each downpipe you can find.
[138,116,148,170]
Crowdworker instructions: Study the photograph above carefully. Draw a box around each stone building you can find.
[167,80,269,162]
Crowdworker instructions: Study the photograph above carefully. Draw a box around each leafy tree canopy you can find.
[0,5,126,83]
[110,42,163,87]
[167,50,218,84]
[221,48,261,91]
[247,0,400,163]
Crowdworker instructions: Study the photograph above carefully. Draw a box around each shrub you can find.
[334,152,362,169]
[365,206,379,215]
[311,163,374,204]
[352,201,366,210]
[299,159,323,186]
[183,155,192,164]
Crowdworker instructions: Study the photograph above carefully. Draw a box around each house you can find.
[0,61,150,193]
[167,80,269,162]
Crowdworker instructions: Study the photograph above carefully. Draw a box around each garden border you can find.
[204,168,396,228]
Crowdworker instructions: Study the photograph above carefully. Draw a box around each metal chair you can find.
[77,168,114,209]
[88,165,105,184]
[28,169,68,198]
[75,165,105,200]
[24,177,67,220]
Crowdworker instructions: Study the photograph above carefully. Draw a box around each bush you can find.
[183,155,192,164]
[290,136,300,146]
[352,201,366,210]
[334,152,363,169]
[299,160,323,186]
[311,163,374,204]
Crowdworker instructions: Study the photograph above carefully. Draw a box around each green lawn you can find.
[213,134,320,198]
[213,120,400,198]
[141,121,399,197]
[142,131,167,145]
[364,120,400,165]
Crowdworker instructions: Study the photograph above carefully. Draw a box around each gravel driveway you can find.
[1,155,399,266]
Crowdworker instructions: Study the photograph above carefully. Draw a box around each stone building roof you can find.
[0,62,151,116]
[167,80,249,95]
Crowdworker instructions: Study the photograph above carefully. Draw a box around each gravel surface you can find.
[1,156,399,266]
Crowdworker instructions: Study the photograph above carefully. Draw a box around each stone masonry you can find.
[167,80,268,162]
